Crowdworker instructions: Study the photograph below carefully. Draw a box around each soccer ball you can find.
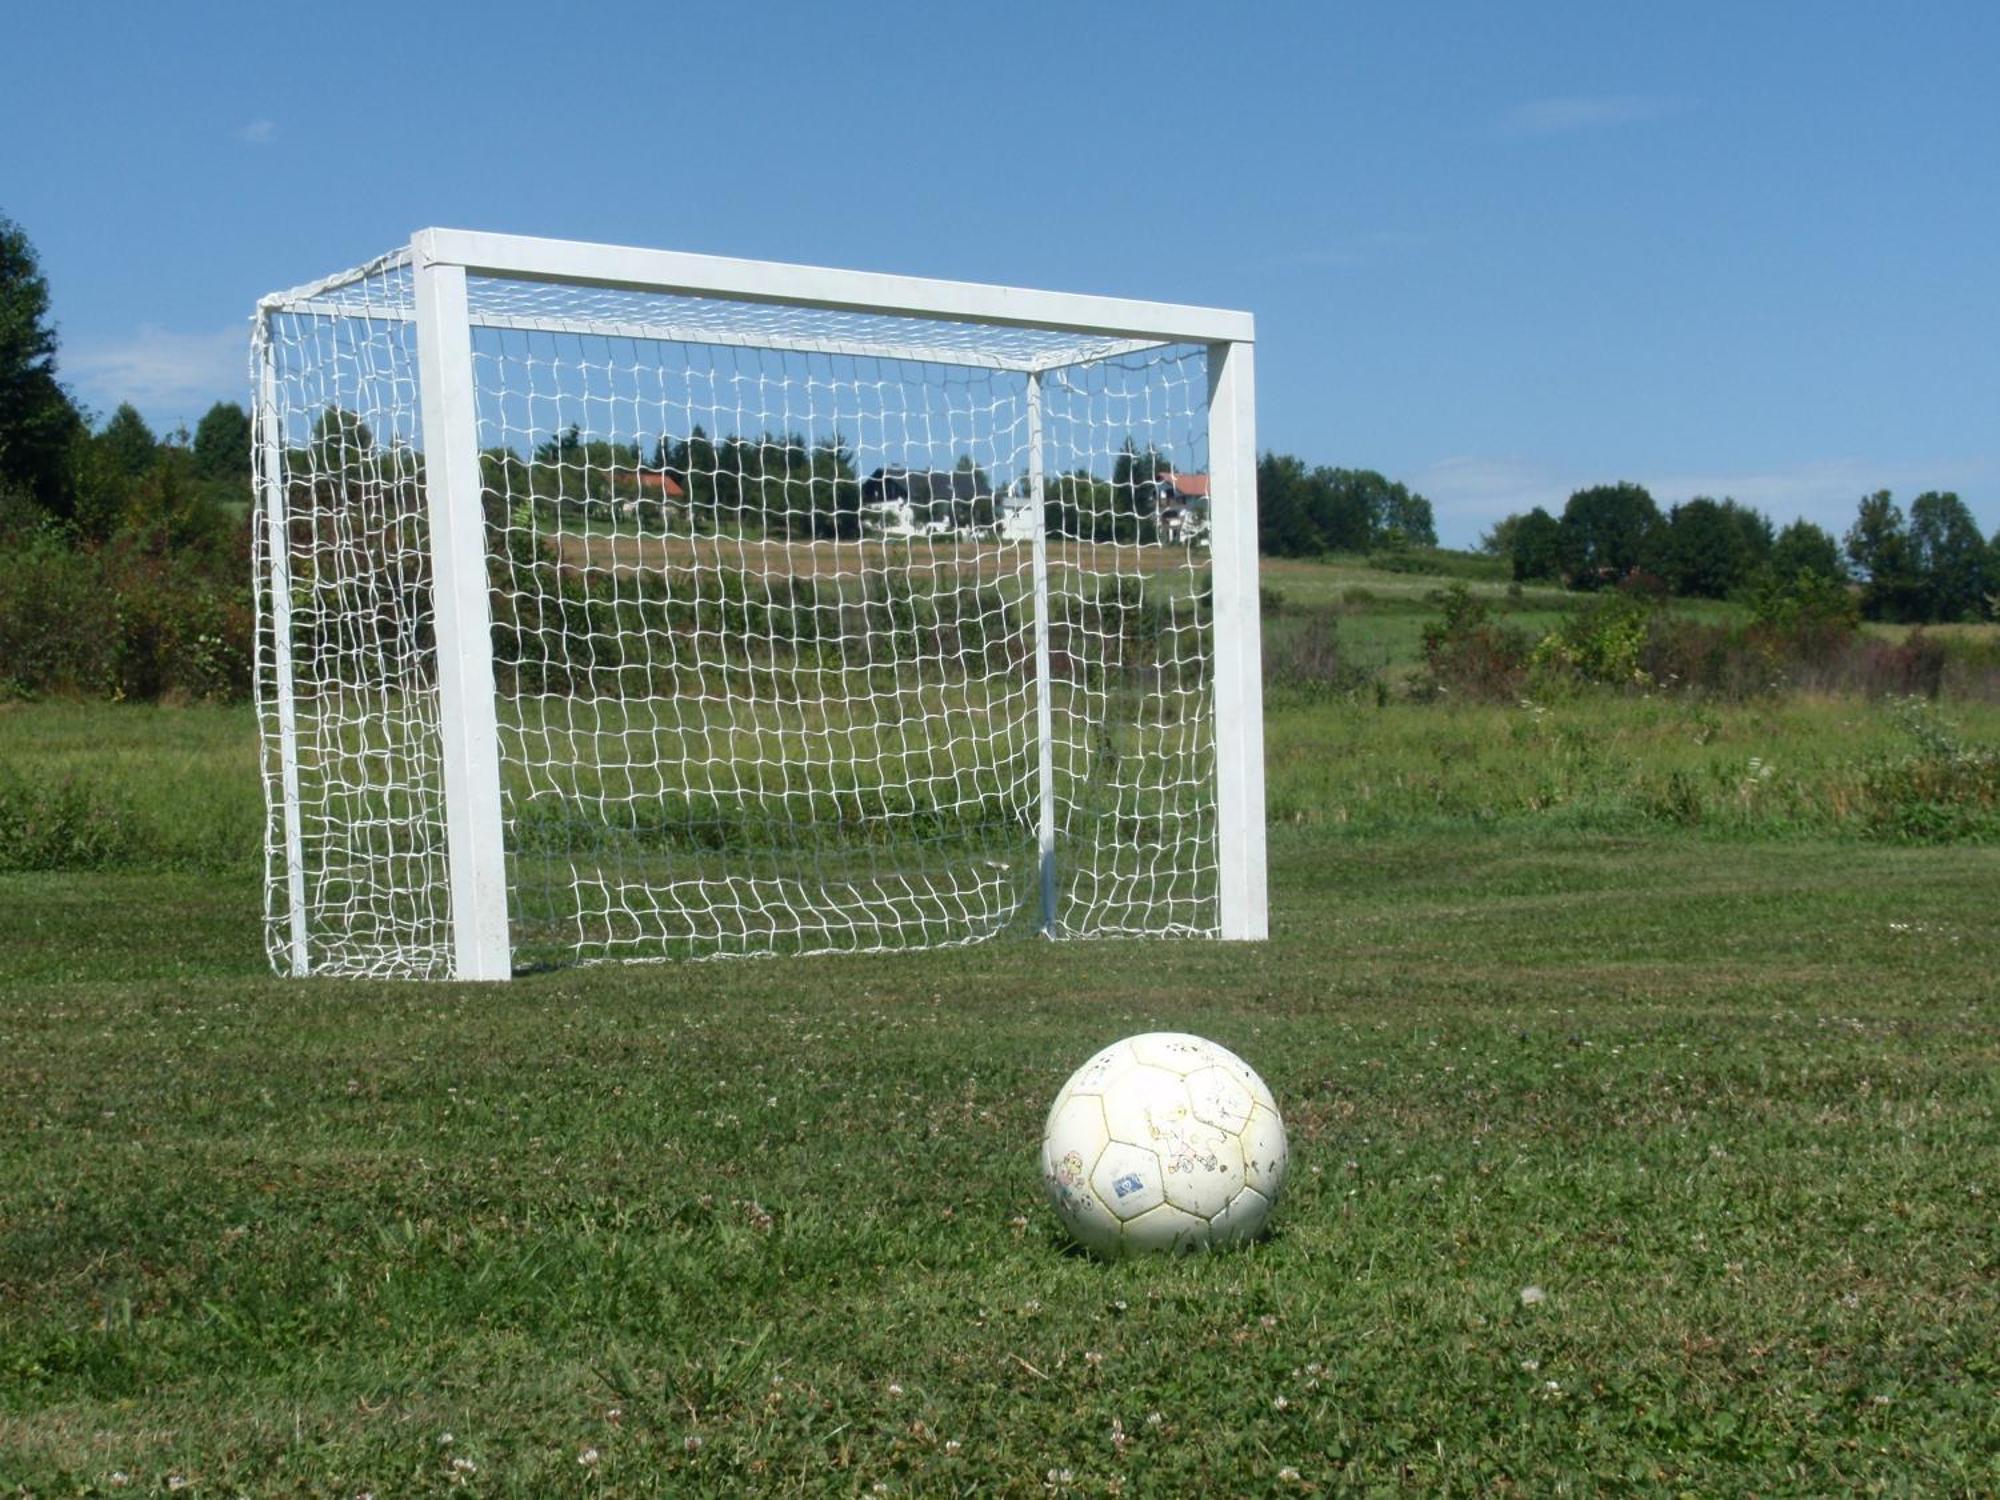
[1040,1032,1287,1257]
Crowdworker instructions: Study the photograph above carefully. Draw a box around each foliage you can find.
[1906,490,1993,623]
[1768,518,1845,583]
[1416,583,1531,698]
[1508,506,1564,582]
[98,402,158,480]
[1844,490,1924,622]
[192,400,252,482]
[1257,454,1437,556]
[0,524,251,702]
[1558,481,1660,587]
[1530,587,1656,685]
[0,214,82,512]
[1652,496,1770,599]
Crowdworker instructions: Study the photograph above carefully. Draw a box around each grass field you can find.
[4,593,2000,1492]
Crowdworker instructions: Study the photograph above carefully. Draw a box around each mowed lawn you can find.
[2,697,1999,1493]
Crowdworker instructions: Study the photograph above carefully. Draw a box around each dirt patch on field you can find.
[553,531,1206,583]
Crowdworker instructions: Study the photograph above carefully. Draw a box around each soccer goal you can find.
[252,229,1265,979]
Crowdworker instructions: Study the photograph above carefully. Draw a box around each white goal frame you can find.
[254,228,1266,979]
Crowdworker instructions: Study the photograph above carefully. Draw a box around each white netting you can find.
[256,253,1221,974]
[253,271,449,977]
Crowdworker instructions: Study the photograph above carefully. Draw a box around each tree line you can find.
[1484,482,1999,623]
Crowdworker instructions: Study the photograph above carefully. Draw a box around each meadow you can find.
[2,575,1998,1494]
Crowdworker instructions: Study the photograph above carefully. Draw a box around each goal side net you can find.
[252,231,1265,978]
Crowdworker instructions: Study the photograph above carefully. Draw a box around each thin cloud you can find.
[236,118,278,145]
[1256,231,1433,272]
[67,324,248,424]
[1500,95,1682,137]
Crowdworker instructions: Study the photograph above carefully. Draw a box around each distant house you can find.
[608,468,687,523]
[1156,471,1210,544]
[861,465,985,539]
[994,494,1041,542]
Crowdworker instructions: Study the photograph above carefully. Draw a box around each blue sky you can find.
[3,0,1993,546]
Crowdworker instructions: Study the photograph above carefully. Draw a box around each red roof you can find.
[1166,472,1209,499]
[610,468,686,499]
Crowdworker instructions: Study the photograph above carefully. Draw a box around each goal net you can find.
[252,231,1265,978]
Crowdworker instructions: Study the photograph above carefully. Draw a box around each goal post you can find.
[252,229,1266,979]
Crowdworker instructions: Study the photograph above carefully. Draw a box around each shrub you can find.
[1265,610,1372,699]
[1529,589,1655,687]
[1416,584,1532,699]
[1858,698,2000,841]
[0,528,252,702]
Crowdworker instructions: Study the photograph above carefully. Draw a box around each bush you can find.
[0,528,252,702]
[1416,584,1532,699]
[1530,590,1655,686]
[1265,610,1372,699]
[1858,699,2000,841]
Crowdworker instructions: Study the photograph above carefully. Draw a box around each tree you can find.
[1480,512,1526,558]
[1374,479,1437,547]
[0,214,82,511]
[1256,452,1317,556]
[1906,490,1993,622]
[1110,439,1166,542]
[1559,482,1660,588]
[1768,519,1845,583]
[1655,496,1765,599]
[99,403,158,481]
[192,401,252,481]
[1509,507,1564,582]
[1844,490,1924,622]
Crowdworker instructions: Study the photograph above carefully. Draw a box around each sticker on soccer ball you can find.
[1040,1032,1287,1257]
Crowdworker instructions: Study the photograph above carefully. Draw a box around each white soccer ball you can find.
[1040,1032,1287,1257]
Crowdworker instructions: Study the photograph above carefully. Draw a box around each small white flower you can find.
[1083,1350,1104,1367]
[683,1434,703,1453]
[887,1382,904,1397]
[944,1439,962,1455]
[1519,1285,1546,1306]
[1872,1394,1893,1406]
[1278,1468,1302,1483]
[578,1446,600,1467]
[167,1479,189,1493]
[1272,1395,1290,1411]
[1520,1358,1540,1372]
[1146,1410,1164,1427]
[438,1432,454,1446]
[450,1457,477,1474]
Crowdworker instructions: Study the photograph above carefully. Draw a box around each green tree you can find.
[98,403,159,481]
[1509,506,1564,582]
[0,215,82,512]
[1906,490,1992,622]
[1720,498,1774,575]
[1110,438,1166,542]
[1655,496,1763,599]
[1559,482,1660,588]
[1256,452,1316,555]
[1374,478,1437,547]
[1844,491,1924,622]
[192,401,252,481]
[1480,512,1526,558]
[1768,519,1845,582]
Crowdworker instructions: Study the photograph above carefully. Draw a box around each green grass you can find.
[3,688,1999,1494]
